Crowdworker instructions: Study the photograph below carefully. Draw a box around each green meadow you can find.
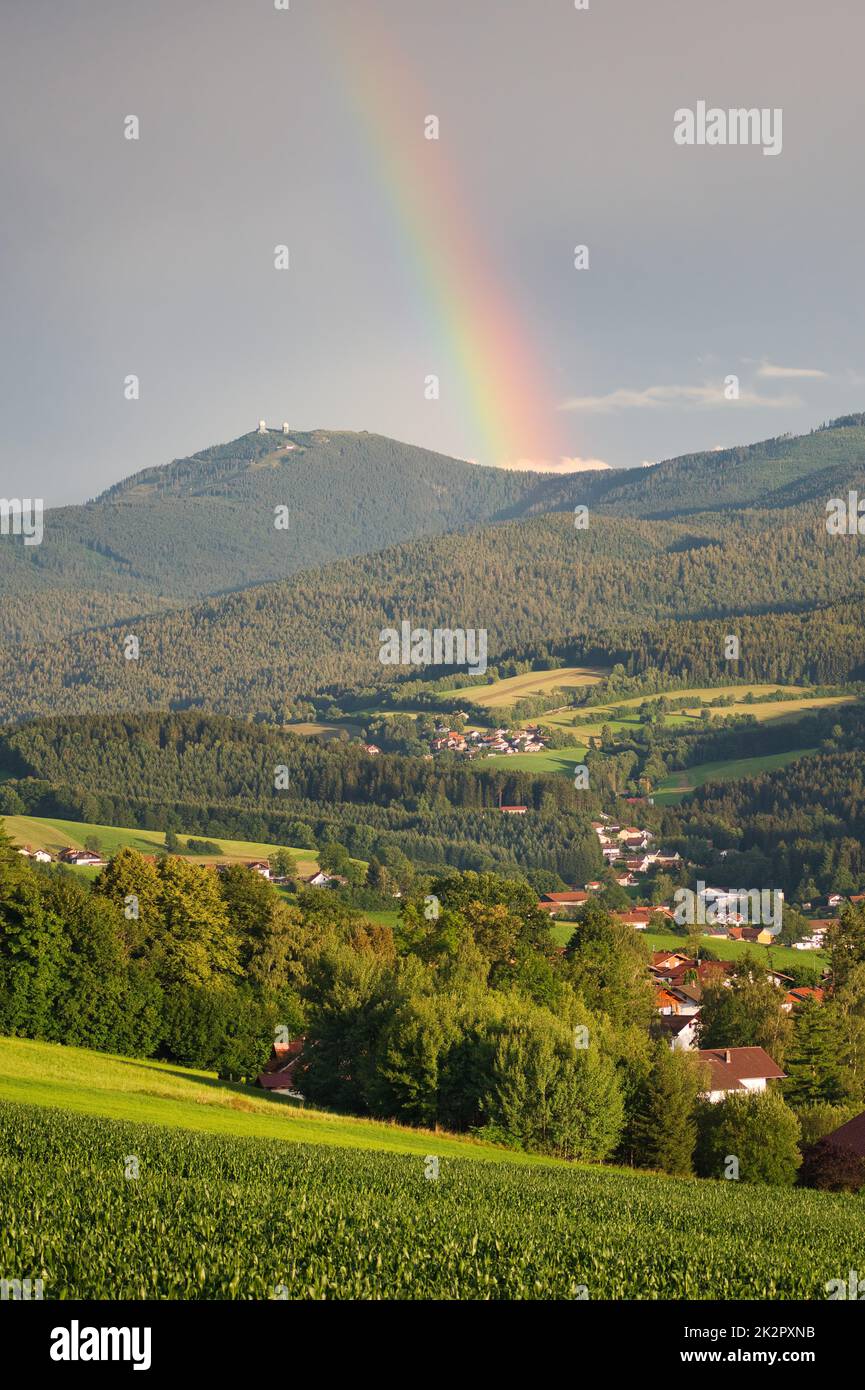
[652,748,818,804]
[0,1038,556,1167]
[3,815,320,877]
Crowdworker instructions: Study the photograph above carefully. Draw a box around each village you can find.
[429,720,548,758]
[14,814,844,1113]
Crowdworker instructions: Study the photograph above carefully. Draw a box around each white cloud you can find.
[558,382,799,413]
[756,361,828,380]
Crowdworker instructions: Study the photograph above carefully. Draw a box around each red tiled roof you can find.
[697,1046,785,1092]
[822,1109,865,1158]
[785,986,824,1006]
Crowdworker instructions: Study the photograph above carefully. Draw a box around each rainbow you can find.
[317,11,567,469]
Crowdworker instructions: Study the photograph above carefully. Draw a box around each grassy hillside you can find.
[653,747,818,804]
[641,930,826,973]
[545,920,827,971]
[3,815,319,876]
[0,1038,547,1166]
[438,665,606,708]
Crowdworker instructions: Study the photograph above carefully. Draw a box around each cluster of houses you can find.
[651,945,823,1046]
[648,948,805,1102]
[18,844,107,868]
[430,724,547,758]
[16,844,54,865]
[535,887,677,929]
[591,817,683,877]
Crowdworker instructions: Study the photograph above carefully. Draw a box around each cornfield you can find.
[1,1100,863,1299]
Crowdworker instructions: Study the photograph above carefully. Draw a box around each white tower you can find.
[257,419,267,434]
[282,421,290,434]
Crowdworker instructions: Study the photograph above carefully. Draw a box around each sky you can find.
[2,0,865,504]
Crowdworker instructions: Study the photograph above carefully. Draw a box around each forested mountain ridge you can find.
[5,415,865,646]
[0,429,546,642]
[521,417,865,520]
[2,502,864,724]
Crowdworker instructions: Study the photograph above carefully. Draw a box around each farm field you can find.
[436,665,607,708]
[359,908,402,929]
[2,815,320,877]
[542,686,855,740]
[0,1038,553,1167]
[652,747,818,804]
[2,1093,862,1299]
[285,720,364,740]
[477,745,588,774]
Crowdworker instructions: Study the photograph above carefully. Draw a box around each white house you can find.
[697,1047,786,1103]
[659,1014,700,1051]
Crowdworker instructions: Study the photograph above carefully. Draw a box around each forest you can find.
[2,823,864,1184]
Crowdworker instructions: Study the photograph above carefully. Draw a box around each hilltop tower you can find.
[257,419,267,434]
[282,421,290,434]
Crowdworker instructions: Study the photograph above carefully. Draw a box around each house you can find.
[305,870,347,888]
[625,856,653,874]
[696,1046,786,1102]
[793,921,830,950]
[500,805,527,815]
[616,908,653,930]
[363,744,381,756]
[654,985,684,1014]
[59,848,105,867]
[256,1037,306,1095]
[651,949,692,974]
[618,828,653,849]
[765,968,795,990]
[16,845,52,863]
[246,860,271,879]
[783,986,825,1013]
[696,959,735,987]
[817,1108,865,1161]
[617,906,674,931]
[657,1013,700,1051]
[542,891,589,908]
[655,853,683,869]
[667,983,702,1015]
[657,958,734,991]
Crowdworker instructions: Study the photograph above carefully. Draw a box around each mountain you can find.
[0,429,548,642]
[6,415,865,649]
[3,498,864,724]
[4,412,865,720]
[517,416,865,520]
